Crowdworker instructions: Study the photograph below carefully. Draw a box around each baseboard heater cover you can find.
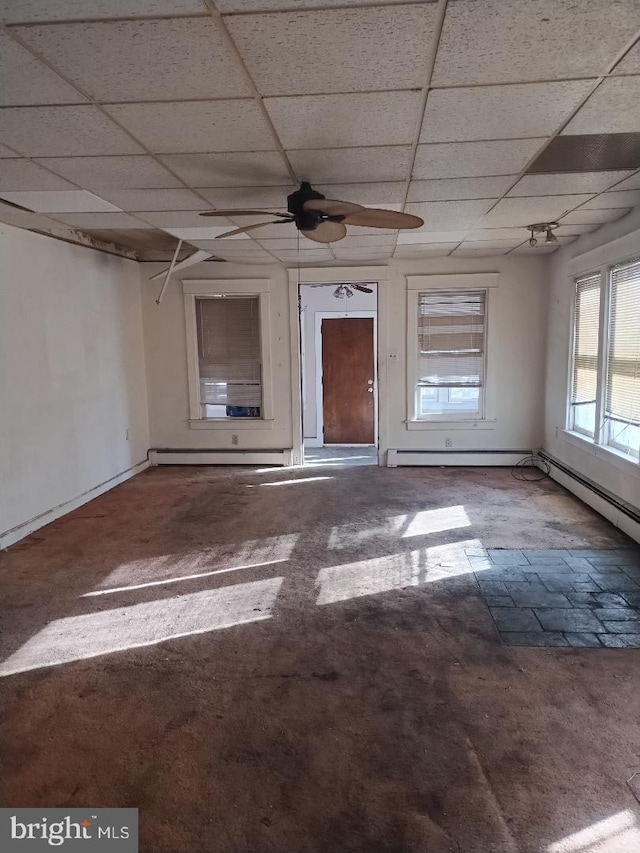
[538,451,640,543]
[149,449,292,466]
[387,449,535,467]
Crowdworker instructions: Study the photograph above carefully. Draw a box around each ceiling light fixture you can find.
[333,284,354,299]
[527,222,559,247]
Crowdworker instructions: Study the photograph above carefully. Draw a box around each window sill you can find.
[406,419,496,431]
[561,430,640,475]
[189,419,275,431]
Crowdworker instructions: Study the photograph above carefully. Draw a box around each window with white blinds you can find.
[605,258,640,457]
[196,297,262,418]
[570,273,601,437]
[416,291,485,416]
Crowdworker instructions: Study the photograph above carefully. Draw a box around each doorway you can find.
[298,283,377,463]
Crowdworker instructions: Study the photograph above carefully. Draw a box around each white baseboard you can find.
[149,449,292,466]
[387,449,534,467]
[0,459,150,550]
[540,454,640,545]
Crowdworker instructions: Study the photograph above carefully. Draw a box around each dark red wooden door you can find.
[321,318,375,444]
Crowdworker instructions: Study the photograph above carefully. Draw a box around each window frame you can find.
[567,257,640,462]
[406,274,498,428]
[183,279,274,430]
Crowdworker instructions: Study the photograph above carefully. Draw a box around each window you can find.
[195,296,262,419]
[570,273,601,437]
[415,291,486,418]
[605,258,640,457]
[569,258,640,460]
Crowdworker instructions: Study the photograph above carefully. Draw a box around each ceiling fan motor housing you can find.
[288,182,337,231]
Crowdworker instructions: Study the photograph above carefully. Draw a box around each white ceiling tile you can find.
[608,172,640,192]
[226,5,437,95]
[164,225,250,240]
[466,227,532,241]
[0,190,120,212]
[333,248,393,258]
[421,81,593,144]
[612,42,640,76]
[452,245,512,256]
[35,156,182,189]
[580,189,640,209]
[265,92,422,149]
[218,0,423,9]
[508,171,634,197]
[288,147,411,184]
[408,177,516,202]
[562,77,640,135]
[413,139,545,179]
[478,195,593,227]
[0,143,17,157]
[189,239,272,252]
[432,0,638,86]
[94,188,208,211]
[0,1,208,22]
[0,106,143,157]
[161,152,292,187]
[195,185,295,209]
[14,18,251,102]
[554,223,599,236]
[397,230,468,244]
[511,244,562,255]
[0,159,76,190]
[256,238,320,250]
[49,211,150,228]
[561,208,632,225]
[336,236,396,248]
[459,239,525,249]
[106,101,275,154]
[394,243,458,257]
[0,30,87,107]
[316,183,405,205]
[137,210,234,227]
[405,199,496,231]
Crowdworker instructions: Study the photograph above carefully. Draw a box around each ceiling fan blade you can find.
[200,209,291,218]
[351,283,374,293]
[303,198,365,216]
[300,220,347,243]
[215,220,287,238]
[342,208,424,229]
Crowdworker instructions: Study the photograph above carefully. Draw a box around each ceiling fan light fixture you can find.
[545,228,559,244]
[333,285,353,299]
[527,221,559,248]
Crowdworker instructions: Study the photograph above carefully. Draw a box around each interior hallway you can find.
[1,464,639,853]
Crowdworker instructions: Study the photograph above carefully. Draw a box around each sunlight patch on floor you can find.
[0,577,283,677]
[316,540,483,605]
[328,506,470,550]
[93,534,299,591]
[548,810,640,853]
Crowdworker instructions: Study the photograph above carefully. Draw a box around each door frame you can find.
[288,266,391,467]
[314,311,378,448]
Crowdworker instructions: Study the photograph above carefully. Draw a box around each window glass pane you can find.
[571,274,601,437]
[605,258,640,457]
[196,297,262,419]
[416,291,485,417]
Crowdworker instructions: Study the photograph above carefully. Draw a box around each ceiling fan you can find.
[199,182,424,243]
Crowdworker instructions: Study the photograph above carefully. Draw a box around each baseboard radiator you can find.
[386,449,535,467]
[149,448,292,466]
[538,451,640,544]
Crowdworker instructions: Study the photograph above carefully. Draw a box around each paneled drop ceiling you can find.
[1,0,640,265]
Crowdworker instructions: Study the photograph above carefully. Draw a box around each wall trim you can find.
[538,451,640,544]
[0,459,150,550]
[387,449,533,467]
[149,449,292,466]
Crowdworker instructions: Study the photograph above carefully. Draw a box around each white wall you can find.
[0,224,150,547]
[142,254,548,461]
[544,208,640,515]
[300,282,377,440]
[141,261,293,451]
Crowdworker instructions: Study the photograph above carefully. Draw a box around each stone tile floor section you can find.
[471,548,640,648]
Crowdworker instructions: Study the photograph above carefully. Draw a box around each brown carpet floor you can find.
[1,464,639,853]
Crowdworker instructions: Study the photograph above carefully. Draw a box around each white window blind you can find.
[196,297,262,411]
[571,274,601,437]
[417,291,486,389]
[606,258,640,449]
